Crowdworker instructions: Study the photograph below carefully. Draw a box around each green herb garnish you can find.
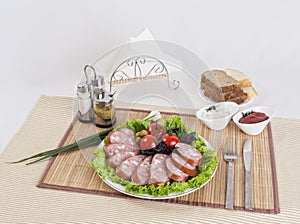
[242,110,255,118]
[205,105,216,112]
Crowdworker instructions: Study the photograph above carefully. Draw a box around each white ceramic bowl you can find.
[232,106,273,135]
[196,102,239,131]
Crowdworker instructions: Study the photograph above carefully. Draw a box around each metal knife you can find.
[243,139,252,210]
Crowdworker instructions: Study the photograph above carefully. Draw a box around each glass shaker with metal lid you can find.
[92,75,105,95]
[77,81,92,123]
[92,90,116,128]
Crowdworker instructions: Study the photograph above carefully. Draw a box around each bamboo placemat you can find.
[37,108,279,214]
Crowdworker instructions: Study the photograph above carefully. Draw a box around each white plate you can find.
[96,137,218,200]
[199,88,254,108]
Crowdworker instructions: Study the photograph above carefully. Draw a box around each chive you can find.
[9,128,112,165]
[10,110,161,165]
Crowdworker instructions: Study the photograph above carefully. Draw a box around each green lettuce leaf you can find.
[125,119,149,133]
[164,115,187,138]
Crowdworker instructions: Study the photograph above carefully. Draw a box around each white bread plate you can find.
[232,106,273,135]
[196,102,239,131]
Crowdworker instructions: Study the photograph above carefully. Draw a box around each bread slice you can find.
[200,70,247,104]
[201,70,240,93]
[224,68,258,98]
[225,95,248,104]
[224,69,252,87]
[201,82,246,102]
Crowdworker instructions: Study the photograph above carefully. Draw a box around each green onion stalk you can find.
[10,111,161,165]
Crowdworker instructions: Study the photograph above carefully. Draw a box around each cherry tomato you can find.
[140,135,157,150]
[161,133,169,142]
[147,123,166,137]
[162,134,179,148]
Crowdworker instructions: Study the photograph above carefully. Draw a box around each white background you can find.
[1,0,300,154]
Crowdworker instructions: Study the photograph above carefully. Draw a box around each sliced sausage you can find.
[175,143,202,166]
[148,154,170,186]
[165,157,189,182]
[131,156,152,185]
[171,152,197,177]
[107,131,137,147]
[107,150,137,168]
[104,143,138,157]
[117,127,136,139]
[115,155,146,180]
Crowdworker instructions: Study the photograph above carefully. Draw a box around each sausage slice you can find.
[131,156,152,185]
[107,131,137,147]
[171,152,197,177]
[107,150,137,168]
[148,154,170,186]
[117,127,136,139]
[175,143,202,166]
[104,143,138,157]
[165,157,189,182]
[115,155,146,180]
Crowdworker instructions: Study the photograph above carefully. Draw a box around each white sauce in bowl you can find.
[201,104,232,119]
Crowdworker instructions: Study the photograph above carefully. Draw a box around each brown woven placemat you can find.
[37,108,280,214]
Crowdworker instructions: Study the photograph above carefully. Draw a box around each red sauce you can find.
[239,112,269,124]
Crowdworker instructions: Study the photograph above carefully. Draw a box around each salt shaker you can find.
[77,81,92,123]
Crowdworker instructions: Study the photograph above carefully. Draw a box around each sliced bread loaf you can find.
[200,70,247,104]
[201,70,240,93]
[201,82,246,102]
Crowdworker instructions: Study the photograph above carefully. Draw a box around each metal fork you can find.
[224,138,237,209]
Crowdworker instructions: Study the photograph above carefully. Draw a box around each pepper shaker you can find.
[91,75,105,96]
[77,81,92,123]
